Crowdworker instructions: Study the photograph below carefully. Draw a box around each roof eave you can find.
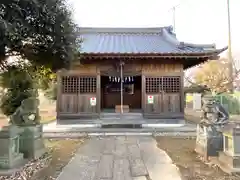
[79,46,227,59]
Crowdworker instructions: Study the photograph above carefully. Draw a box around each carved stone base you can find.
[0,125,26,176]
[195,124,223,160]
[19,125,46,159]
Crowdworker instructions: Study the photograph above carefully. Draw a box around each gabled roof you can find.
[79,26,227,55]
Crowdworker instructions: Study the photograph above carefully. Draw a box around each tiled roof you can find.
[79,26,226,55]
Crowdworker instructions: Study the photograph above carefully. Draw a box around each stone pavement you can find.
[57,136,182,180]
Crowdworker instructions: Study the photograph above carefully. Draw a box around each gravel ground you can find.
[0,153,51,180]
[0,139,84,180]
[156,137,240,180]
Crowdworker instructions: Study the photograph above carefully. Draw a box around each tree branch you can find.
[185,58,240,94]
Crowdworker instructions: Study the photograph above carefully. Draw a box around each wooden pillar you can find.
[97,73,101,114]
[141,74,146,113]
[56,71,62,120]
[180,72,184,113]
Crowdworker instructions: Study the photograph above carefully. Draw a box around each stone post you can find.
[19,125,46,159]
[0,125,25,176]
[218,124,240,173]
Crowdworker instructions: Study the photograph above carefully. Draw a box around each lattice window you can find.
[146,77,162,93]
[162,77,180,93]
[146,76,180,93]
[62,76,96,93]
[62,76,79,93]
[79,77,96,93]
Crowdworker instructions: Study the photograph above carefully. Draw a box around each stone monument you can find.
[10,97,46,159]
[218,123,240,173]
[0,125,26,176]
[195,94,228,160]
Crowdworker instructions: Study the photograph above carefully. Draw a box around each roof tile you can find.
[79,26,224,54]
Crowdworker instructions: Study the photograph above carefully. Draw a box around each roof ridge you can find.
[161,27,180,46]
[79,26,174,34]
[179,42,216,49]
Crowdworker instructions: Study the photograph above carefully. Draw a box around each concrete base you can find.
[0,153,24,169]
[19,125,46,159]
[0,125,26,176]
[218,151,240,174]
[0,158,27,176]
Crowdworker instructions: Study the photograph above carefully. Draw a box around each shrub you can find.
[0,66,35,116]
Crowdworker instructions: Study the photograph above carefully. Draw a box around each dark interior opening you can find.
[101,75,142,111]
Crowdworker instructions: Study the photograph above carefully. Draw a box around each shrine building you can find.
[56,26,227,121]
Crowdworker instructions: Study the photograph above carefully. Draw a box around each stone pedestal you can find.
[195,124,223,160]
[218,124,240,173]
[0,125,26,175]
[19,124,46,159]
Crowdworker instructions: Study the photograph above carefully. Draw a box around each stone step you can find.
[101,124,143,129]
[43,131,196,138]
[57,119,185,125]
[43,126,196,133]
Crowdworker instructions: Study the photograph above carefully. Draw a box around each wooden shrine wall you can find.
[57,61,184,119]
[56,65,100,119]
[141,63,184,119]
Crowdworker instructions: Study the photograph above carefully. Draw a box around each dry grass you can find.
[156,137,239,180]
[32,139,85,180]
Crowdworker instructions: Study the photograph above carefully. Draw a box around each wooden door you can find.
[58,75,98,117]
[145,76,181,117]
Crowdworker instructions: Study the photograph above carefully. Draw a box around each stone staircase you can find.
[44,112,196,138]
[43,114,196,138]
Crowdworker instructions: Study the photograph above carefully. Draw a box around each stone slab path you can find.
[56,136,182,180]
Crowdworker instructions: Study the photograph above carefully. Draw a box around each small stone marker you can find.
[90,97,96,106]
[147,95,154,104]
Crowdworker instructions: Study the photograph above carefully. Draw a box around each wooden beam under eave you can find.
[209,55,220,60]
[110,55,209,59]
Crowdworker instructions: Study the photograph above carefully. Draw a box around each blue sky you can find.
[68,0,240,57]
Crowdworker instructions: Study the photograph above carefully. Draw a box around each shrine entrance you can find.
[101,75,142,112]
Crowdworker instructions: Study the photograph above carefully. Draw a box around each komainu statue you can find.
[201,94,229,126]
[9,97,40,126]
